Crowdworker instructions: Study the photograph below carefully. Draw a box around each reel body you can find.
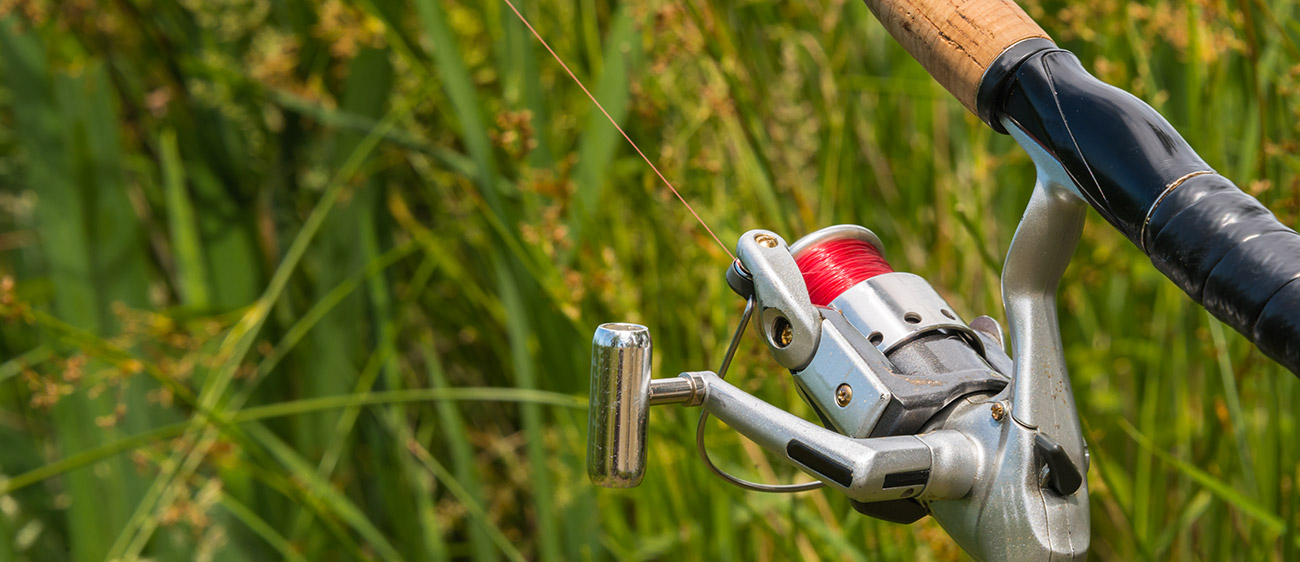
[588,149,1094,561]
[577,5,1293,558]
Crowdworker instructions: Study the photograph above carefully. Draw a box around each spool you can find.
[795,236,893,307]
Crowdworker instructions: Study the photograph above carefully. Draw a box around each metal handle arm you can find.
[677,371,978,503]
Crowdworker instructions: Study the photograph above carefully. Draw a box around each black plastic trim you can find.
[1034,434,1083,496]
[1144,174,1300,371]
[989,48,1300,375]
[850,498,928,524]
[1000,49,1214,245]
[727,259,754,299]
[882,469,930,489]
[786,439,852,487]
[975,37,1056,133]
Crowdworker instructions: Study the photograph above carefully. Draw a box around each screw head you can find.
[835,384,853,407]
[990,402,1006,421]
[754,233,778,248]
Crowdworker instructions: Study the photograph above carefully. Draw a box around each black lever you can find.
[1033,433,1083,496]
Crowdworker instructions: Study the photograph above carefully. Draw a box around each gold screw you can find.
[754,233,778,248]
[990,403,1006,421]
[835,384,853,407]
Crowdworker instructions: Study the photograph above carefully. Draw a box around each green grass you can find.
[0,0,1297,560]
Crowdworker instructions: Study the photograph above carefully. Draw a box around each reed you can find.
[0,0,1296,559]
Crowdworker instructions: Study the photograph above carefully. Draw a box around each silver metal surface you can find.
[832,273,984,356]
[648,376,701,406]
[970,316,1005,351]
[915,117,1092,561]
[926,391,1088,561]
[1003,120,1089,475]
[736,230,821,370]
[788,224,887,260]
[694,371,978,502]
[798,286,1008,440]
[586,144,1095,555]
[793,310,896,437]
[587,323,652,488]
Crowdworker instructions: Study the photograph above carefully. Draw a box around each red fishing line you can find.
[795,239,893,306]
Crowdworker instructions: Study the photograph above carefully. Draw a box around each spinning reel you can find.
[588,169,1094,560]
[582,14,1300,562]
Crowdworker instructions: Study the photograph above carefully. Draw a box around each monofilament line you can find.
[502,0,735,262]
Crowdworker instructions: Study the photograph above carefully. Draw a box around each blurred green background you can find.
[0,0,1298,560]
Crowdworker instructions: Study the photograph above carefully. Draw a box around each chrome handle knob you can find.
[587,323,652,488]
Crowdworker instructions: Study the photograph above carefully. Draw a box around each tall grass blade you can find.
[423,339,497,562]
[1,22,155,561]
[160,128,213,308]
[565,7,640,247]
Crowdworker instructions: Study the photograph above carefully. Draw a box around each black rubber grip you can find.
[1146,175,1300,373]
[985,48,1300,375]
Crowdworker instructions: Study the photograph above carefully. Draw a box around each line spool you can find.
[795,238,894,306]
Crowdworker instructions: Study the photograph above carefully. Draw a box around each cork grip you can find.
[861,0,1050,113]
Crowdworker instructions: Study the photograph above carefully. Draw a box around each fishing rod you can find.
[559,0,1300,560]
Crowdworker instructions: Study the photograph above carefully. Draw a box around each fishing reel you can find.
[589,176,1095,560]
[575,0,1300,553]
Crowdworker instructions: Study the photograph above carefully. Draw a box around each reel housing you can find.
[588,168,1094,561]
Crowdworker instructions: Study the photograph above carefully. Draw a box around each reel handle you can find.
[587,323,653,488]
[587,323,710,488]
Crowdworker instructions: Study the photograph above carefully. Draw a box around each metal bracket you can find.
[736,229,821,370]
[691,371,979,503]
[920,120,1093,560]
[1002,121,1088,473]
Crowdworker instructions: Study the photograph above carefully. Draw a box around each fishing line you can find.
[795,238,893,306]
[506,2,824,493]
[501,0,735,261]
